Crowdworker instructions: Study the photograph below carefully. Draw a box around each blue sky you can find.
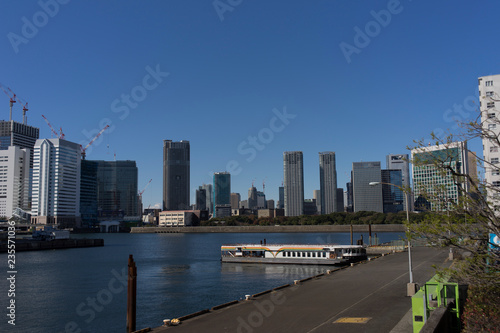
[1,0,498,209]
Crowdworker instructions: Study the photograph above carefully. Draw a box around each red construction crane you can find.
[41,115,60,139]
[0,83,16,121]
[81,124,110,159]
[15,95,28,124]
[139,179,152,196]
[59,127,65,140]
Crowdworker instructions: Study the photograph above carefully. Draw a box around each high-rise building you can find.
[95,160,138,218]
[386,154,411,211]
[201,184,213,215]
[313,189,321,215]
[213,172,230,217]
[31,139,81,228]
[346,181,353,212]
[195,186,207,211]
[230,193,240,210]
[278,186,284,209]
[283,151,304,216]
[163,140,190,210]
[248,186,257,210]
[257,191,266,209]
[336,188,344,212]
[381,169,404,213]
[411,142,469,211]
[266,199,275,210]
[479,74,500,209]
[0,120,39,168]
[80,160,98,228]
[352,161,383,213]
[319,152,337,214]
[0,146,30,218]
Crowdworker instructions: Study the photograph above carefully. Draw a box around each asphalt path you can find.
[148,246,450,333]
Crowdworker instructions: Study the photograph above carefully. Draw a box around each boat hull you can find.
[221,256,365,265]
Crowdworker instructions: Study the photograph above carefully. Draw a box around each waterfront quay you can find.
[131,224,406,234]
[145,246,450,333]
[0,238,104,253]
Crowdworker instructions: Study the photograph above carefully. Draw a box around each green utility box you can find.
[411,274,466,333]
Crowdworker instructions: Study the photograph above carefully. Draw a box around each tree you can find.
[408,109,500,331]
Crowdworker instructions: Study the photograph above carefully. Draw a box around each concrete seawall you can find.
[0,238,104,252]
[130,224,406,234]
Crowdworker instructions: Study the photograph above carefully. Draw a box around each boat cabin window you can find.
[312,252,316,257]
[307,252,311,257]
[292,252,296,257]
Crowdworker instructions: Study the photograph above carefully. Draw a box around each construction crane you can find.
[80,124,110,159]
[138,179,152,217]
[41,115,61,139]
[12,94,29,124]
[139,179,152,196]
[0,83,16,121]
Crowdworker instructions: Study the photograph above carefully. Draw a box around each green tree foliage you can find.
[408,114,500,330]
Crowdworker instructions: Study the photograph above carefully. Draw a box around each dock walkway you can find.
[146,246,450,333]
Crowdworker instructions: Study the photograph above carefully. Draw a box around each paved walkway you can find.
[147,247,450,333]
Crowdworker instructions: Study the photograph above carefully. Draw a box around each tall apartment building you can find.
[319,152,337,214]
[0,146,30,218]
[95,160,138,219]
[479,74,500,209]
[381,169,404,213]
[283,151,304,216]
[213,172,230,217]
[352,162,383,213]
[31,139,81,228]
[0,120,39,168]
[163,140,190,210]
[411,142,469,211]
[386,154,412,211]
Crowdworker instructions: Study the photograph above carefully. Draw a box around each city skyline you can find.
[1,1,495,209]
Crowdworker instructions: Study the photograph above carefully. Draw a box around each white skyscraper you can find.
[284,151,304,216]
[0,146,30,218]
[479,74,500,210]
[319,152,337,214]
[31,139,81,228]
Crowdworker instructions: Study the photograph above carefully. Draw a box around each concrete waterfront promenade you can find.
[146,246,450,333]
[131,224,406,233]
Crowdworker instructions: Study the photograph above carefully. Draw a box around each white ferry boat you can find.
[221,244,367,265]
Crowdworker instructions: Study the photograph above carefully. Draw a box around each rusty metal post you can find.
[350,224,353,245]
[127,255,137,333]
[369,224,372,246]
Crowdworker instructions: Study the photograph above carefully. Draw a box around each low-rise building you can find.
[159,210,199,227]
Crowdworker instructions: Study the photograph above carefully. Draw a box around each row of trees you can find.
[202,210,429,226]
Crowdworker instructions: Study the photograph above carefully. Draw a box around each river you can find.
[0,231,404,333]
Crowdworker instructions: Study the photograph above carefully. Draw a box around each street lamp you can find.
[369,181,417,296]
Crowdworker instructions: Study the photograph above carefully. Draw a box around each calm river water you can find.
[0,231,404,333]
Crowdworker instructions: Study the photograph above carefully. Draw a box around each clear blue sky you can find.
[1,0,498,209]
